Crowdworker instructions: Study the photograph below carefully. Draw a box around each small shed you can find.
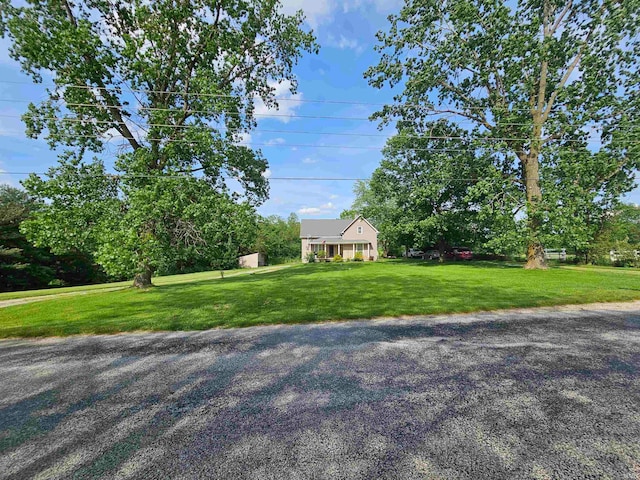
[238,252,266,269]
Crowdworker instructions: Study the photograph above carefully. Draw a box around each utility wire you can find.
[0,172,370,181]
[0,114,633,145]
[0,134,518,153]
[0,80,575,113]
[0,98,631,129]
[0,171,541,183]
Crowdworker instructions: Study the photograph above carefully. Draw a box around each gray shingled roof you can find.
[300,219,352,237]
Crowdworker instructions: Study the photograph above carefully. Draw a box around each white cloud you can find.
[298,201,337,216]
[262,168,272,179]
[279,0,334,29]
[254,79,303,124]
[302,157,318,164]
[265,137,286,146]
[279,0,402,29]
[326,34,365,54]
[329,194,339,199]
[298,207,322,215]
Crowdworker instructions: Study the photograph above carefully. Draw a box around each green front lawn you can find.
[0,261,638,338]
[0,266,269,301]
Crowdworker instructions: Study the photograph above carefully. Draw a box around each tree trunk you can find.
[438,237,446,263]
[132,262,154,288]
[523,150,547,270]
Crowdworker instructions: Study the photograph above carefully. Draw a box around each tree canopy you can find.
[344,121,494,256]
[0,184,106,291]
[1,0,317,286]
[366,0,640,268]
[254,213,301,262]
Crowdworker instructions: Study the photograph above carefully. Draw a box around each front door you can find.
[328,245,335,258]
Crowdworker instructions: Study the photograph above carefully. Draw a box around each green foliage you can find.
[333,254,343,263]
[2,0,317,286]
[353,252,364,262]
[366,0,640,267]
[587,203,640,265]
[348,122,494,256]
[254,213,301,263]
[305,251,316,263]
[0,184,106,291]
[609,244,640,268]
[317,249,326,259]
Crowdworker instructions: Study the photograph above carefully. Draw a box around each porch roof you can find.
[309,239,370,245]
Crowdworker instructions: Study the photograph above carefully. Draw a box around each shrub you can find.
[333,254,343,262]
[354,252,364,262]
[305,252,316,263]
[317,249,326,259]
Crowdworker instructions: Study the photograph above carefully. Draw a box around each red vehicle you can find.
[445,247,473,261]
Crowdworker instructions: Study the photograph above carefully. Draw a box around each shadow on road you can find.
[1,310,640,479]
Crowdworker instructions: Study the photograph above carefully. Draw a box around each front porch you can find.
[307,240,374,261]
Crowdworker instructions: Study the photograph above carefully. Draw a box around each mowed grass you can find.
[0,260,638,338]
[0,266,264,301]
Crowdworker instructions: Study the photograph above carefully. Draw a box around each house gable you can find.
[340,215,379,236]
[341,216,378,241]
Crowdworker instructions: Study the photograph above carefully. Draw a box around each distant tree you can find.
[0,184,53,290]
[588,203,640,264]
[366,0,640,268]
[1,0,317,287]
[345,122,493,257]
[254,213,301,262]
[341,181,405,256]
[0,184,104,291]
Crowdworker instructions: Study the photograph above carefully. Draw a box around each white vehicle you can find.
[544,248,567,261]
[423,250,440,260]
[404,248,424,258]
[610,249,640,263]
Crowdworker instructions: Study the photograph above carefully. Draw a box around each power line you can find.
[0,134,517,153]
[0,171,541,183]
[0,98,632,128]
[0,132,630,154]
[0,80,575,113]
[0,172,370,181]
[0,113,634,145]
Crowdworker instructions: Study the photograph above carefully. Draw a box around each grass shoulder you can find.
[0,261,638,338]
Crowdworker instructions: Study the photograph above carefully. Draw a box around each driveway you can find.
[1,302,640,479]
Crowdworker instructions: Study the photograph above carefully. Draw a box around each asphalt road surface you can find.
[1,302,640,479]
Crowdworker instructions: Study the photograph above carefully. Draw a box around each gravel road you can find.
[1,302,640,479]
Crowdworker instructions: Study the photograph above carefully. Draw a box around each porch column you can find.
[353,243,355,259]
[367,243,370,260]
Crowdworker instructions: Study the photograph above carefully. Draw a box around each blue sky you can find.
[0,0,638,219]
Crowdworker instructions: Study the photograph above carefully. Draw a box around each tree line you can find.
[0,0,638,289]
[1,184,301,292]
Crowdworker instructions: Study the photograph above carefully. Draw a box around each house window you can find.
[357,226,363,234]
[356,244,364,253]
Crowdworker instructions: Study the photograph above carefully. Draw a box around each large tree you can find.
[344,121,494,257]
[366,0,640,268]
[0,0,316,286]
